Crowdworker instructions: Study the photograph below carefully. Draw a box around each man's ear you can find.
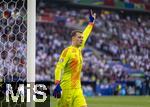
[72,36,75,41]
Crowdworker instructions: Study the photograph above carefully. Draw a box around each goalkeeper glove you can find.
[53,83,62,98]
[89,10,95,23]
[89,15,95,23]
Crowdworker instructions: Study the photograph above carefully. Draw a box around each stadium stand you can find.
[73,0,150,12]
[36,0,150,96]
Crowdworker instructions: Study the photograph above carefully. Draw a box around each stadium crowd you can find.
[36,6,150,95]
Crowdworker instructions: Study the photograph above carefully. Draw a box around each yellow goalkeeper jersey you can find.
[55,23,94,89]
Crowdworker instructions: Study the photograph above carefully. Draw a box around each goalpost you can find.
[27,0,36,107]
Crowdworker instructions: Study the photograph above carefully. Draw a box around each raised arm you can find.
[80,10,96,49]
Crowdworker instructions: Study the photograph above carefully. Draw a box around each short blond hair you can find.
[71,30,82,38]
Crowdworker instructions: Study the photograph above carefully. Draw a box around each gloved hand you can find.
[89,10,96,23]
[53,83,62,98]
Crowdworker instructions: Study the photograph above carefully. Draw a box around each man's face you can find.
[72,32,83,47]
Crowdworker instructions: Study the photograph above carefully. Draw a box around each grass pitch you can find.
[50,96,150,107]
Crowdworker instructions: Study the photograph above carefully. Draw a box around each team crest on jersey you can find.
[72,48,76,53]
[59,58,64,63]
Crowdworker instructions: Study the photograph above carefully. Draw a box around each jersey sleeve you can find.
[54,48,70,84]
[80,22,94,50]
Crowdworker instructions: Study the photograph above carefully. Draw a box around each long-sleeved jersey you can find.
[55,23,94,89]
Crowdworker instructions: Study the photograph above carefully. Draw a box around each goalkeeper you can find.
[53,10,96,107]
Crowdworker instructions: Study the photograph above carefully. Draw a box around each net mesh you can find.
[0,0,27,83]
